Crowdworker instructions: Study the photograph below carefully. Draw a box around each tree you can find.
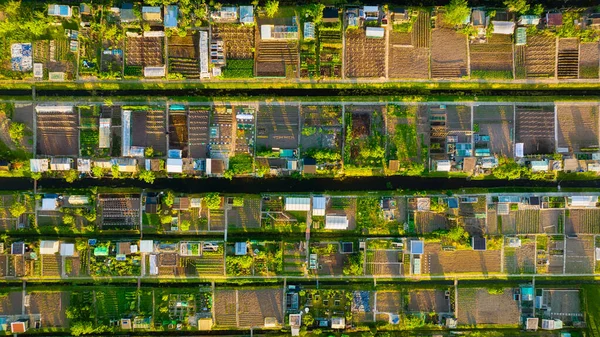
[447,225,469,243]
[64,169,79,183]
[343,251,364,276]
[265,0,279,18]
[303,313,314,326]
[180,220,191,231]
[163,191,175,208]
[70,321,96,336]
[204,193,221,209]
[30,172,42,181]
[91,166,104,178]
[8,122,25,144]
[9,201,26,218]
[532,3,544,16]
[504,0,530,14]
[223,170,234,180]
[63,214,75,226]
[493,157,527,180]
[144,146,154,158]
[138,170,156,184]
[444,0,471,26]
[229,154,253,174]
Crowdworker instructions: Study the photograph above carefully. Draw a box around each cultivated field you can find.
[168,33,199,79]
[470,34,513,76]
[188,106,211,158]
[565,236,595,274]
[169,109,188,156]
[375,291,403,313]
[213,24,255,59]
[131,107,167,155]
[345,29,385,78]
[540,209,563,233]
[389,11,430,79]
[283,241,305,274]
[556,104,599,152]
[566,209,600,234]
[126,36,164,67]
[515,105,555,155]
[36,108,79,156]
[25,292,70,327]
[542,289,583,324]
[473,104,514,157]
[414,211,447,234]
[238,289,283,328]
[214,290,237,326]
[457,288,520,325]
[524,34,556,78]
[256,103,299,149]
[422,242,501,275]
[580,42,599,79]
[366,250,403,276]
[228,197,261,230]
[256,40,298,77]
[431,28,468,78]
[557,38,579,79]
[209,106,235,156]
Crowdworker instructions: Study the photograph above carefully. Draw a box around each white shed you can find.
[325,215,349,230]
[531,160,549,172]
[491,21,515,34]
[436,160,452,172]
[30,159,49,173]
[166,158,183,173]
[569,196,598,208]
[140,240,154,253]
[40,240,59,255]
[285,197,311,211]
[41,197,59,211]
[366,27,384,38]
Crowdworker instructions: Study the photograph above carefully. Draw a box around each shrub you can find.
[204,193,221,209]
[8,122,25,144]
[9,201,26,218]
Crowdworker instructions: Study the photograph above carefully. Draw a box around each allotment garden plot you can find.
[345,29,385,78]
[386,105,423,168]
[300,104,342,156]
[388,11,430,79]
[366,247,404,276]
[565,236,594,274]
[556,104,599,152]
[473,104,514,157]
[130,106,167,155]
[33,38,77,80]
[470,34,513,79]
[515,105,555,155]
[214,289,283,328]
[344,105,386,168]
[422,242,501,275]
[227,196,261,230]
[36,106,79,156]
[565,208,600,234]
[256,103,299,150]
[579,42,599,79]
[407,289,451,315]
[430,28,467,78]
[125,34,164,76]
[168,105,188,157]
[516,34,556,79]
[168,33,199,79]
[504,236,536,274]
[188,106,211,158]
[457,288,520,325]
[25,292,70,327]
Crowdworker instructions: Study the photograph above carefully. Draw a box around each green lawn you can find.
[583,285,600,337]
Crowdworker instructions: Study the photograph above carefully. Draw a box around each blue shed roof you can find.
[165,5,178,28]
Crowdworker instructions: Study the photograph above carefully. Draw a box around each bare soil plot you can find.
[213,24,255,59]
[556,104,599,152]
[188,106,211,158]
[542,289,583,324]
[214,290,237,326]
[375,291,403,313]
[345,29,385,78]
[366,250,402,276]
[25,292,69,327]
[238,289,283,328]
[125,36,164,67]
[565,236,594,274]
[415,212,447,234]
[0,291,23,315]
[256,103,299,149]
[431,28,467,78]
[389,11,430,78]
[557,38,579,79]
[473,104,514,157]
[566,209,600,234]
[168,111,188,156]
[525,34,556,78]
[445,105,471,132]
[579,42,599,79]
[408,289,450,313]
[515,105,555,155]
[300,105,342,152]
[457,288,520,325]
[256,40,298,77]
[168,33,199,79]
[36,108,79,156]
[131,108,167,154]
[228,197,261,229]
[208,209,226,231]
[504,237,536,274]
[458,196,487,236]
[470,34,513,74]
[540,209,563,233]
[422,242,501,275]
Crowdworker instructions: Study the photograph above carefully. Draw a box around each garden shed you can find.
[30,159,49,173]
[48,4,72,17]
[491,21,515,34]
[325,215,349,230]
[472,237,487,251]
[77,159,91,173]
[164,5,178,28]
[140,240,154,253]
[50,158,72,171]
[235,242,247,255]
[167,158,183,173]
[11,242,25,255]
[240,6,254,24]
[41,197,59,211]
[366,27,384,38]
[142,6,162,22]
[519,15,540,25]
[40,240,59,255]
[568,196,598,208]
[410,240,424,255]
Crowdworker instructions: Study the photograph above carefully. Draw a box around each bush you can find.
[64,169,79,183]
[92,166,104,178]
[163,191,174,208]
[265,0,279,18]
[229,154,253,174]
[8,122,25,144]
[204,193,221,210]
[138,170,155,184]
[9,201,26,218]
[444,0,470,26]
